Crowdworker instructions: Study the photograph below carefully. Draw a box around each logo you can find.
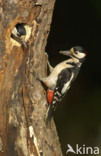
[66,144,99,155]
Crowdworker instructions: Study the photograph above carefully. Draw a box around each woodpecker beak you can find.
[59,48,74,56]
[59,50,71,56]
[20,36,27,48]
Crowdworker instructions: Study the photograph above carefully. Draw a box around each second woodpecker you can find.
[39,46,87,124]
[11,23,27,48]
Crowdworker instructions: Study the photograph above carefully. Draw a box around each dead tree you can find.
[0,0,63,156]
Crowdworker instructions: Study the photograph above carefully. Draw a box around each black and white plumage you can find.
[39,46,87,124]
[11,23,27,48]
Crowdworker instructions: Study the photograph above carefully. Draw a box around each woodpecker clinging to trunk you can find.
[39,46,87,124]
[11,23,27,48]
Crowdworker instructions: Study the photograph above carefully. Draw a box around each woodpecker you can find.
[11,23,27,48]
[39,46,87,124]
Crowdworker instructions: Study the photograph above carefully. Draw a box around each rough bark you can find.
[0,0,63,156]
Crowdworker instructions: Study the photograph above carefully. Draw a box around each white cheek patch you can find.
[74,52,85,59]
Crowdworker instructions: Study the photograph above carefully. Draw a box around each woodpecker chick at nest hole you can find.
[11,23,27,48]
[38,46,88,125]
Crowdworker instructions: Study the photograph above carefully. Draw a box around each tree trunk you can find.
[0,0,63,156]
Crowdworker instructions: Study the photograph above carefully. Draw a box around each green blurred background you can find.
[46,0,101,155]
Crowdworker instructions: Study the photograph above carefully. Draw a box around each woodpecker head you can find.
[59,46,87,61]
[11,23,27,48]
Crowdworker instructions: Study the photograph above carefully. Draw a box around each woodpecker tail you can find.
[46,104,54,125]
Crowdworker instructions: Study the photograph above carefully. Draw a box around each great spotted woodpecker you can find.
[39,46,87,124]
[11,23,27,48]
